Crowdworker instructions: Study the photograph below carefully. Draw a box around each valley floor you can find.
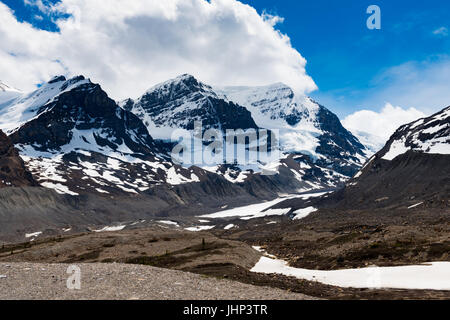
[0,217,449,300]
[0,262,313,300]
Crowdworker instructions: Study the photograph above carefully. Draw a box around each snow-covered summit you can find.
[143,74,217,98]
[217,83,369,176]
[122,74,258,140]
[0,81,21,93]
[0,75,90,134]
[381,106,450,160]
[0,81,22,105]
[7,74,157,156]
[216,83,319,128]
[3,75,207,196]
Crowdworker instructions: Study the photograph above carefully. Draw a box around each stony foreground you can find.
[0,262,314,300]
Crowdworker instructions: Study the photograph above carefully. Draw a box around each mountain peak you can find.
[379,105,450,160]
[125,75,258,139]
[0,75,94,134]
[144,74,211,96]
[175,73,196,80]
[0,81,21,93]
[47,75,88,85]
[48,75,67,84]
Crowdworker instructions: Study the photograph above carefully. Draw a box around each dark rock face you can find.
[10,77,157,155]
[124,74,258,132]
[328,151,450,210]
[315,105,367,176]
[0,130,36,188]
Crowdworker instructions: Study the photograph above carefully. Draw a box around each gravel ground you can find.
[0,262,314,300]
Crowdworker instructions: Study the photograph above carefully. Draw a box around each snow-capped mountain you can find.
[1,76,207,196]
[0,73,368,198]
[121,74,258,140]
[379,106,450,160]
[7,75,157,155]
[0,80,22,105]
[0,81,20,92]
[336,105,450,209]
[0,76,92,134]
[217,83,369,176]
[274,105,450,212]
[121,75,352,188]
[346,129,386,155]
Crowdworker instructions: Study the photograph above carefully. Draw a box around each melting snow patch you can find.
[116,185,138,194]
[382,139,410,161]
[25,231,42,238]
[184,225,215,232]
[293,207,318,220]
[166,167,200,185]
[40,182,79,196]
[224,224,235,230]
[201,192,327,220]
[95,188,109,194]
[93,225,126,232]
[240,208,291,220]
[251,254,450,290]
[158,220,179,226]
[408,202,424,209]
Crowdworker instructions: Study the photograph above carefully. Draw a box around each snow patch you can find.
[408,202,423,209]
[382,139,410,160]
[25,231,42,238]
[251,255,450,290]
[93,225,126,232]
[184,225,215,232]
[293,207,318,220]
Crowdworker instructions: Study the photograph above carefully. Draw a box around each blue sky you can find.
[1,0,449,119]
[241,0,450,116]
[1,0,64,31]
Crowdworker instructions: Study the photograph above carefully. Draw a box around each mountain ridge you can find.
[272,105,450,213]
[1,73,373,198]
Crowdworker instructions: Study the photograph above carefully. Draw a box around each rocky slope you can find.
[0,130,36,188]
[273,105,450,212]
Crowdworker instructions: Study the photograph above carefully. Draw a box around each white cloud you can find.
[0,0,317,99]
[342,103,425,141]
[325,56,450,119]
[432,26,448,37]
[367,57,450,115]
